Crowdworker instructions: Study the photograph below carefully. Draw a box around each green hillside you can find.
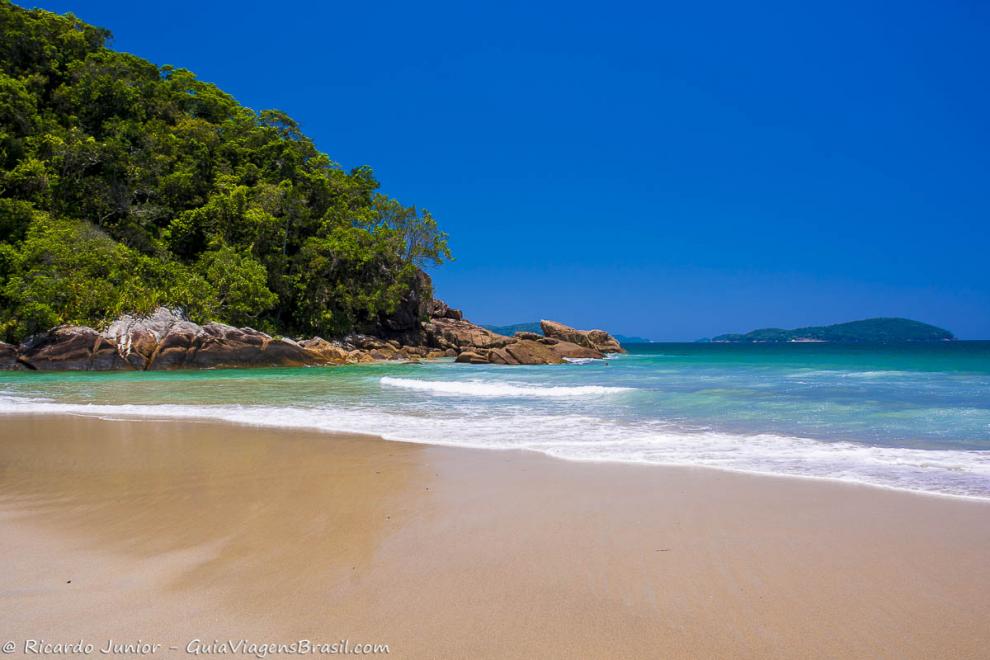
[711,318,955,343]
[0,1,450,342]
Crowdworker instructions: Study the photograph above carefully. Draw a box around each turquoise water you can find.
[2,342,989,498]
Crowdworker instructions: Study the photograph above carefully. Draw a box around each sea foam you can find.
[1,395,988,500]
[379,377,633,398]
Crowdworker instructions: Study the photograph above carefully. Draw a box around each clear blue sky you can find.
[32,0,990,339]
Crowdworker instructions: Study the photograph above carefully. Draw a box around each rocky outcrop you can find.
[458,336,603,366]
[297,337,351,364]
[1,341,22,370]
[423,317,514,351]
[546,340,605,359]
[3,309,430,372]
[100,309,314,370]
[0,304,623,371]
[541,320,624,353]
[19,326,129,371]
[586,329,624,353]
[415,296,594,365]
[428,299,463,321]
[490,339,566,365]
[454,350,490,364]
[449,339,603,366]
[375,269,434,343]
[439,319,621,365]
[95,307,481,370]
[103,308,197,369]
[175,324,314,369]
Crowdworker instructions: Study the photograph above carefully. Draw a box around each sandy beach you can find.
[1,414,988,659]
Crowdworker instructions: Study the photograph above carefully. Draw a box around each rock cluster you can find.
[14,326,127,371]
[0,303,623,371]
[416,313,624,366]
[540,320,625,354]
[0,341,17,370]
[450,331,604,365]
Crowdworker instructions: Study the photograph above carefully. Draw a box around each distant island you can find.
[482,322,651,344]
[710,318,955,344]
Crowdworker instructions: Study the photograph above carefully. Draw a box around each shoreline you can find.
[2,415,989,658]
[0,408,987,503]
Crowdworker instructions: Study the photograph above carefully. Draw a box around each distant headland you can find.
[709,318,955,344]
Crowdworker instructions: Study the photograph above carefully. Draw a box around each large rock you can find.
[150,316,208,369]
[343,334,389,351]
[19,326,129,371]
[103,307,195,369]
[94,304,456,371]
[587,329,624,353]
[9,305,620,371]
[375,268,433,341]
[455,350,490,364]
[489,340,563,365]
[347,350,375,363]
[184,324,314,369]
[297,337,350,364]
[428,317,612,365]
[474,338,603,365]
[0,342,20,370]
[540,320,624,353]
[424,317,514,351]
[429,299,463,321]
[102,308,316,370]
[547,341,604,360]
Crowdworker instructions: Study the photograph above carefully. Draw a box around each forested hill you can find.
[711,318,955,343]
[0,1,450,343]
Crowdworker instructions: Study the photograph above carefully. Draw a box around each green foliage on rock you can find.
[1,211,212,339]
[0,1,450,342]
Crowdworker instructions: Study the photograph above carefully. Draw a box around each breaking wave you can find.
[0,395,988,500]
[379,377,633,398]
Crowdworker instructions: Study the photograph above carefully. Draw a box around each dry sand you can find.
[1,414,988,658]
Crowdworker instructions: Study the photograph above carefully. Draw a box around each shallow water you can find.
[2,342,989,498]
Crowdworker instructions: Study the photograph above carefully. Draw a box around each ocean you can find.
[2,342,989,499]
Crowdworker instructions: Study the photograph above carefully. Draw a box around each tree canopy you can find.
[0,1,450,342]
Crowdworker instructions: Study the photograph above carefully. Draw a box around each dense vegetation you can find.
[0,1,450,342]
[711,318,955,343]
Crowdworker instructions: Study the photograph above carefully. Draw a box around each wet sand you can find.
[1,414,989,658]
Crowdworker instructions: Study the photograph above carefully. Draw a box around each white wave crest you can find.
[379,377,633,398]
[0,396,988,499]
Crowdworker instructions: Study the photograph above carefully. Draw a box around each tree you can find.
[0,1,452,342]
[371,195,453,266]
[195,245,277,327]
